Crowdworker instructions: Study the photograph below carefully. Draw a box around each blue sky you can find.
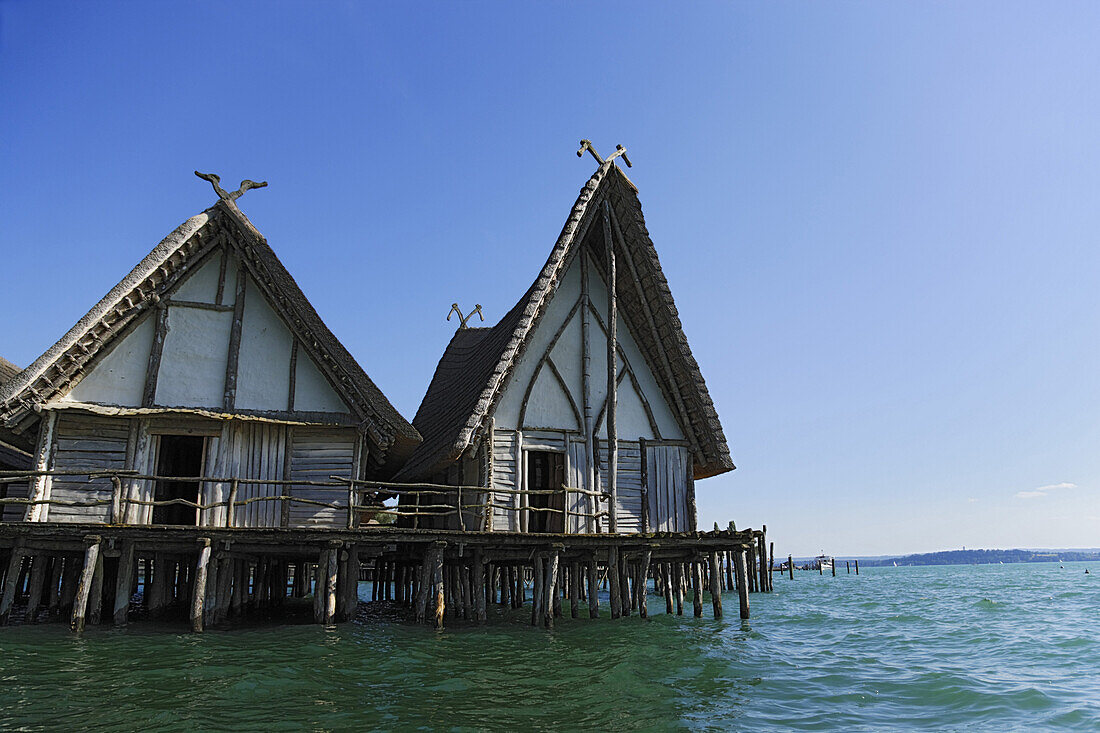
[3,2,1100,555]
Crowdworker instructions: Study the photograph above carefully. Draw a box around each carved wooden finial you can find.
[447,303,484,330]
[576,140,631,168]
[195,171,268,202]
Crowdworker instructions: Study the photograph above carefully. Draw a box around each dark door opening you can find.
[153,435,205,525]
[526,450,565,533]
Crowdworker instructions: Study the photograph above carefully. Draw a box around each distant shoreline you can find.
[805,549,1100,567]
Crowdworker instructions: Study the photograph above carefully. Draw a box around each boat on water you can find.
[816,554,833,571]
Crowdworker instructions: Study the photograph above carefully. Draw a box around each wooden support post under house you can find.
[673,562,684,615]
[86,545,106,626]
[48,557,64,618]
[543,549,560,629]
[735,550,750,620]
[692,561,704,618]
[24,553,48,623]
[638,549,652,619]
[113,541,135,625]
[0,546,27,624]
[663,563,674,614]
[71,536,102,633]
[472,549,486,623]
[531,556,544,626]
[190,539,211,633]
[432,544,445,630]
[586,556,599,619]
[709,551,722,619]
[324,541,339,624]
[608,547,622,618]
[569,561,580,619]
[313,548,328,622]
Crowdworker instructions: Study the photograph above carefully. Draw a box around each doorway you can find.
[526,450,565,533]
[153,435,205,525]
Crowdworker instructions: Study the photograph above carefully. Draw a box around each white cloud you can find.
[967,497,979,503]
[1015,482,1077,500]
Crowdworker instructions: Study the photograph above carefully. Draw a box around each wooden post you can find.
[86,546,105,626]
[313,549,328,623]
[324,542,339,624]
[70,536,101,633]
[432,545,445,630]
[580,248,596,533]
[48,556,64,618]
[608,547,622,618]
[735,549,750,620]
[709,551,722,619]
[789,554,794,580]
[112,541,134,625]
[604,202,619,534]
[769,542,775,591]
[344,544,359,621]
[758,534,769,592]
[147,553,167,616]
[847,560,850,574]
[855,559,859,575]
[663,563,674,614]
[190,539,211,632]
[725,551,735,591]
[586,557,599,618]
[832,558,836,578]
[110,476,123,524]
[531,556,544,626]
[691,561,703,618]
[569,561,580,619]
[543,549,560,629]
[638,549,652,619]
[472,550,486,623]
[24,554,48,623]
[226,479,238,528]
[0,547,26,624]
[673,562,684,615]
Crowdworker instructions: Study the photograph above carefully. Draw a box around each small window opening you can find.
[526,450,565,533]
[153,435,205,525]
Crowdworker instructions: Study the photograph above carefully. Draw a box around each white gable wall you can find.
[55,247,353,416]
[492,253,683,442]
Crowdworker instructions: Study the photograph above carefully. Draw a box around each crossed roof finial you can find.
[195,171,268,202]
[576,140,632,168]
[447,303,484,330]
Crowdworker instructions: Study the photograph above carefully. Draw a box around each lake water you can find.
[1,562,1097,731]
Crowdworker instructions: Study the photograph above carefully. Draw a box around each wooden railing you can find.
[0,470,612,531]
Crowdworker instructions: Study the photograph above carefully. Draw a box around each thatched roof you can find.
[0,198,420,463]
[0,357,19,387]
[395,163,733,482]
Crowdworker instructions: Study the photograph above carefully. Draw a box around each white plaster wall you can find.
[494,254,684,441]
[155,307,232,407]
[65,315,154,406]
[588,264,683,439]
[494,260,582,428]
[294,352,349,413]
[236,276,293,411]
[171,253,222,303]
[222,255,239,307]
[521,364,579,430]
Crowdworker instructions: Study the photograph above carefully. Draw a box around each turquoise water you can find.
[1,562,1098,731]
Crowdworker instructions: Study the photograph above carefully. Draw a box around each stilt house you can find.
[0,357,31,521]
[395,161,734,533]
[0,187,419,528]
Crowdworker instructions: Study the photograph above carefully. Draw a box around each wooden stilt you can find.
[432,545,445,630]
[543,550,560,628]
[608,548,622,619]
[663,563,674,614]
[112,542,134,625]
[638,550,652,619]
[48,556,64,618]
[70,536,101,633]
[586,557,599,618]
[531,557,544,626]
[735,549,750,620]
[691,561,703,618]
[86,546,105,626]
[190,539,211,633]
[324,542,338,625]
[673,562,684,615]
[0,547,27,625]
[569,561,580,619]
[313,550,327,623]
[24,553,48,623]
[709,551,722,619]
[552,563,563,619]
[472,550,486,623]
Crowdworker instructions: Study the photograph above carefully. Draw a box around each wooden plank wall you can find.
[596,439,643,533]
[287,427,355,528]
[491,430,519,531]
[646,444,690,532]
[48,413,128,523]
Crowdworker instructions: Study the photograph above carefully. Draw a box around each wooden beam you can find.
[580,248,596,533]
[602,202,618,534]
[190,538,211,632]
[25,411,58,522]
[70,536,101,633]
[142,304,169,408]
[112,541,135,625]
[222,266,247,411]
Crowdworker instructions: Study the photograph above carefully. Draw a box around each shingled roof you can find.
[395,163,733,482]
[0,198,420,463]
